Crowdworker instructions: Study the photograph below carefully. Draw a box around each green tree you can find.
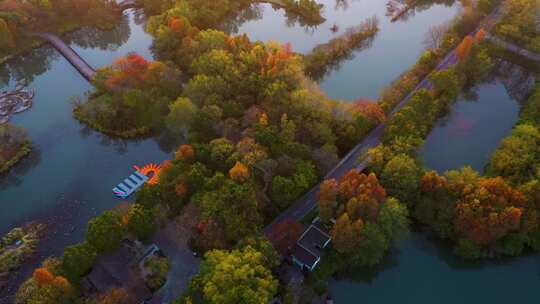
[194,245,278,304]
[353,222,389,267]
[378,197,409,240]
[486,124,540,184]
[86,210,125,253]
[429,68,460,102]
[127,204,156,241]
[166,97,198,136]
[381,154,421,204]
[61,242,97,282]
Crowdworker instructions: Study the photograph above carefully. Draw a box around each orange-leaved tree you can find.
[354,98,386,124]
[229,161,249,182]
[454,177,535,245]
[456,35,474,61]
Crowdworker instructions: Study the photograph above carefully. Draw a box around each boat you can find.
[112,163,162,198]
[112,170,149,198]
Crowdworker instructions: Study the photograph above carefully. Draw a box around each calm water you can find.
[330,232,540,304]
[420,83,520,173]
[1,1,539,303]
[235,0,460,100]
[420,60,536,173]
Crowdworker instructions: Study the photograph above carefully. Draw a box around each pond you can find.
[420,59,536,173]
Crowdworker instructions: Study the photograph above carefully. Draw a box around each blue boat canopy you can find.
[113,171,149,198]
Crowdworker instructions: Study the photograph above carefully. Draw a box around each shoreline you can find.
[0,142,31,175]
[73,107,152,139]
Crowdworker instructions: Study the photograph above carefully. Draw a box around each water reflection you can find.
[0,13,132,85]
[221,4,264,34]
[330,230,540,304]
[64,14,131,51]
[393,0,458,23]
[487,58,537,104]
[421,58,534,173]
[0,47,59,85]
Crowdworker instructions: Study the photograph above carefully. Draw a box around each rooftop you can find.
[297,224,331,257]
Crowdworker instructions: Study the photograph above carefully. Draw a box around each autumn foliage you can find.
[175,144,195,162]
[104,53,153,90]
[27,266,74,302]
[168,17,184,32]
[454,177,533,245]
[474,28,486,42]
[337,170,387,205]
[318,170,387,223]
[229,161,249,182]
[259,43,293,77]
[33,268,54,286]
[419,167,539,255]
[354,98,386,124]
[97,288,133,304]
[175,182,188,197]
[267,219,303,255]
[456,35,474,61]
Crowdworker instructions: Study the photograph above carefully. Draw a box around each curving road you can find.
[264,6,504,235]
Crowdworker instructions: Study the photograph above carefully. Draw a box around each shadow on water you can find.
[76,122,176,155]
[395,0,458,23]
[411,226,540,272]
[0,46,59,85]
[335,245,401,284]
[221,4,264,34]
[64,14,131,51]
[223,1,325,36]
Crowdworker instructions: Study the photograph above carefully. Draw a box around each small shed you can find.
[291,224,331,271]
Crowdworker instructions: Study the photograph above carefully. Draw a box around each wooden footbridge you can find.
[28,1,142,82]
[30,32,96,81]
